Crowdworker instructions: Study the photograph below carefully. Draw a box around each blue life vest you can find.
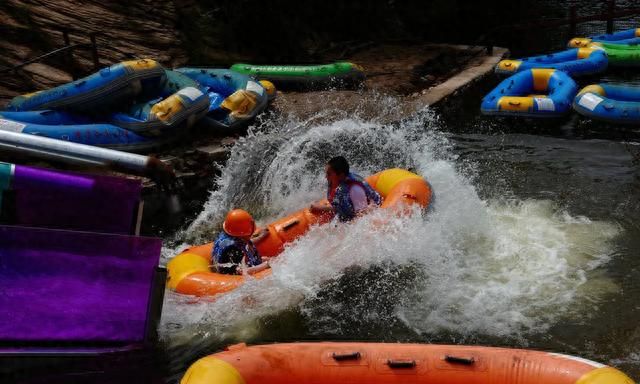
[212,232,262,273]
[327,172,382,222]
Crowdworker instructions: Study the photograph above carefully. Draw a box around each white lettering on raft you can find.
[578,93,604,111]
[534,97,555,112]
[178,87,204,102]
[246,81,264,95]
[0,119,26,133]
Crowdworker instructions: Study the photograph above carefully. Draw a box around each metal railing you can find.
[480,0,640,54]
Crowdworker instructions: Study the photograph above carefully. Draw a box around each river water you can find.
[158,93,640,381]
[157,3,640,382]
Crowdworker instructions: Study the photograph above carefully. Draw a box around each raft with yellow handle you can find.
[181,342,635,384]
[167,168,433,297]
[568,28,640,48]
[6,59,166,113]
[481,69,577,118]
[175,68,273,133]
[495,47,608,77]
[573,83,640,124]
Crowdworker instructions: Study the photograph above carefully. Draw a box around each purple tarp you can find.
[0,225,162,343]
[9,164,142,234]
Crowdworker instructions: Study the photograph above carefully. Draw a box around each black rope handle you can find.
[444,355,475,365]
[387,359,416,368]
[331,351,361,361]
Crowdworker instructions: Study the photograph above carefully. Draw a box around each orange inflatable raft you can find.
[181,342,634,384]
[167,168,433,297]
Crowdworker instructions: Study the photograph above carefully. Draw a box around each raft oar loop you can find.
[444,355,475,365]
[332,351,361,361]
[508,101,521,106]
[282,219,299,231]
[386,359,416,368]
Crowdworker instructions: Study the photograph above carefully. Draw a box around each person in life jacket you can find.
[212,209,270,275]
[310,156,382,222]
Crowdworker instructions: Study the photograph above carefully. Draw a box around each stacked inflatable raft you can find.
[1,59,272,152]
[483,26,640,121]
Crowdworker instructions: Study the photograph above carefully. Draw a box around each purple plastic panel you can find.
[0,225,162,343]
[11,165,142,234]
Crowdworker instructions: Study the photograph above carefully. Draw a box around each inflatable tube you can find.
[481,69,577,118]
[495,47,608,77]
[0,117,167,152]
[569,28,640,48]
[0,71,210,148]
[591,42,640,67]
[181,342,634,384]
[229,62,365,90]
[175,68,270,133]
[109,70,210,136]
[167,169,433,297]
[7,59,165,112]
[573,83,640,124]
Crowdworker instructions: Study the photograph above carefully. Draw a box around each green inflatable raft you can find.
[229,62,365,90]
[596,42,640,67]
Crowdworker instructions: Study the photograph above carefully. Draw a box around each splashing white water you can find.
[159,99,620,353]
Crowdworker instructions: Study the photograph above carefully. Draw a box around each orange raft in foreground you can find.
[181,342,634,384]
[167,168,433,297]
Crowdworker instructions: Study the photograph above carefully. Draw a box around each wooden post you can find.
[89,33,100,71]
[569,5,577,38]
[61,29,76,80]
[606,0,615,34]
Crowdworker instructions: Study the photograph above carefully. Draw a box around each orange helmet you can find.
[223,209,255,237]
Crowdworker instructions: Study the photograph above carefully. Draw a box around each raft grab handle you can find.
[282,219,299,231]
[386,359,416,368]
[332,351,361,361]
[444,355,475,365]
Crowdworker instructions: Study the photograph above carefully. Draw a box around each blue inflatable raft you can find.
[1,65,210,151]
[495,47,608,77]
[175,68,270,133]
[573,84,640,124]
[481,69,578,118]
[568,28,640,48]
[7,59,165,113]
[0,116,162,152]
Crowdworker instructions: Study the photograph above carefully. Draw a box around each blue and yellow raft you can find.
[481,69,577,118]
[6,59,166,113]
[495,47,608,77]
[175,68,272,133]
[0,59,295,151]
[573,83,640,124]
[1,68,210,152]
[568,28,640,48]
